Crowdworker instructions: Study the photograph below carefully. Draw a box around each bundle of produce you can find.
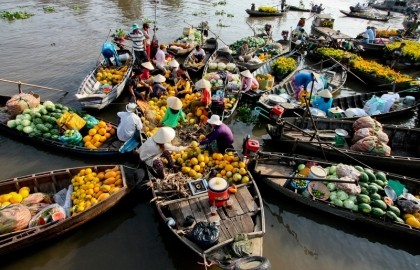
[56,111,86,131]
[350,136,391,156]
[6,92,40,116]
[229,36,266,56]
[375,29,398,38]
[270,56,297,80]
[59,129,83,146]
[28,204,66,227]
[336,163,361,180]
[353,127,389,144]
[0,204,31,235]
[255,43,282,61]
[352,116,382,131]
[258,6,278,13]
[83,114,99,129]
[256,74,274,90]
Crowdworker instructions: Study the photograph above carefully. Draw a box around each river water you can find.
[1,0,420,269]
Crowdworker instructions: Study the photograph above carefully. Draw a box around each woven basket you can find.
[257,78,274,90]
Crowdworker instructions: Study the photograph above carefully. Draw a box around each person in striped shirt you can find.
[126,23,147,68]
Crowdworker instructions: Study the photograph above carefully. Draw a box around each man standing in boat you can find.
[281,0,286,12]
[101,42,122,67]
[126,23,147,68]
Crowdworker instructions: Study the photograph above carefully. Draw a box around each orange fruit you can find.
[88,129,97,136]
[98,121,107,128]
[83,135,92,143]
[94,141,102,148]
[98,128,107,135]
[105,133,111,139]
[225,164,234,172]
[109,128,116,135]
[99,136,107,142]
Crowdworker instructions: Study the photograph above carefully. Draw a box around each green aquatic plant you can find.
[43,6,56,13]
[227,14,234,17]
[215,10,226,15]
[0,10,34,20]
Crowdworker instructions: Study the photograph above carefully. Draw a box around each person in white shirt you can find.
[139,127,188,178]
[117,103,143,142]
[154,44,167,74]
[191,45,206,63]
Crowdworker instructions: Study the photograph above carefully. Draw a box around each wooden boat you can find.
[311,14,353,40]
[353,40,387,57]
[349,68,417,91]
[255,62,347,118]
[0,95,142,157]
[288,5,311,12]
[240,51,304,103]
[245,8,287,17]
[349,5,371,12]
[183,37,218,75]
[247,151,420,238]
[203,49,236,78]
[0,165,141,256]
[148,150,267,268]
[370,0,410,14]
[76,49,133,110]
[236,39,291,72]
[265,117,420,176]
[339,10,390,22]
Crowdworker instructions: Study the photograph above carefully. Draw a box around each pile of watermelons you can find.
[302,164,404,224]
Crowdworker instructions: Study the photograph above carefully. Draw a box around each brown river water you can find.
[1,0,420,269]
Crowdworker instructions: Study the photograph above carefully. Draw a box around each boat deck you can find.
[166,184,257,243]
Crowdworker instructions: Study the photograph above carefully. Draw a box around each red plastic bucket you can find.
[208,177,229,207]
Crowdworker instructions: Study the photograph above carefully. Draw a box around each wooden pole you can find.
[0,78,69,94]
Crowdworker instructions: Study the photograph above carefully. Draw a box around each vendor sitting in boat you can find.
[151,74,168,98]
[140,61,154,81]
[117,103,143,142]
[175,74,192,98]
[237,41,252,62]
[190,79,212,113]
[251,3,256,11]
[240,70,259,92]
[160,97,187,128]
[128,69,152,101]
[200,114,234,153]
[311,89,333,114]
[191,45,206,63]
[167,59,180,84]
[139,127,188,179]
[101,42,122,67]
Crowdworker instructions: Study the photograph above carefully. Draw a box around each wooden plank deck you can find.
[166,185,257,243]
[256,163,293,187]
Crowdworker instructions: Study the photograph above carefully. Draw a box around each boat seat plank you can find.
[198,196,221,222]
[257,164,293,187]
[168,202,187,228]
[234,189,251,213]
[240,214,255,233]
[217,207,228,220]
[220,219,240,238]
[224,194,244,218]
[179,200,194,220]
[188,198,208,223]
[237,187,257,212]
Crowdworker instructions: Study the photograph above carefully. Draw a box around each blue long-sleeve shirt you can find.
[293,72,313,89]
[312,96,333,114]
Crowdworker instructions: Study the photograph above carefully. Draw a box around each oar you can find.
[326,56,368,85]
[0,78,69,95]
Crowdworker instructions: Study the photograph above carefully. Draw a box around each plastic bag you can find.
[371,142,391,156]
[27,203,51,217]
[231,233,253,257]
[350,136,377,153]
[336,177,361,195]
[336,164,360,181]
[28,204,66,227]
[353,116,382,131]
[56,112,86,130]
[6,93,40,116]
[0,204,32,234]
[376,130,389,144]
[352,128,374,143]
[187,221,219,248]
[83,114,99,129]
[22,193,53,206]
[397,194,420,214]
[59,129,83,146]
[345,108,368,118]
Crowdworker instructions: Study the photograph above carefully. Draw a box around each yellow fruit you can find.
[241,176,250,184]
[19,187,30,193]
[100,185,111,192]
[406,216,420,228]
[19,189,30,199]
[238,168,247,175]
[88,129,97,136]
[98,193,110,202]
[199,134,206,141]
[1,194,11,203]
[1,202,11,208]
[193,165,201,172]
[197,154,205,163]
[191,141,199,147]
[189,170,197,178]
[190,158,198,166]
[238,162,246,168]
[10,194,23,204]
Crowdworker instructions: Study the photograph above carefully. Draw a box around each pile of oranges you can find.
[82,121,116,149]
[71,166,123,214]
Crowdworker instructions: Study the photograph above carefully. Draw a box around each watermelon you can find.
[387,205,401,216]
[358,203,372,214]
[375,171,387,182]
[371,199,387,210]
[359,172,369,182]
[52,212,65,221]
[371,207,385,217]
[357,194,371,204]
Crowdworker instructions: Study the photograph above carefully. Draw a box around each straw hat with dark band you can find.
[153,74,166,83]
[195,79,211,89]
[167,96,182,110]
[152,127,176,144]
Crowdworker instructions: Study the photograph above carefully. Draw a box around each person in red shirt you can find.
[190,79,211,113]
[140,61,154,81]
